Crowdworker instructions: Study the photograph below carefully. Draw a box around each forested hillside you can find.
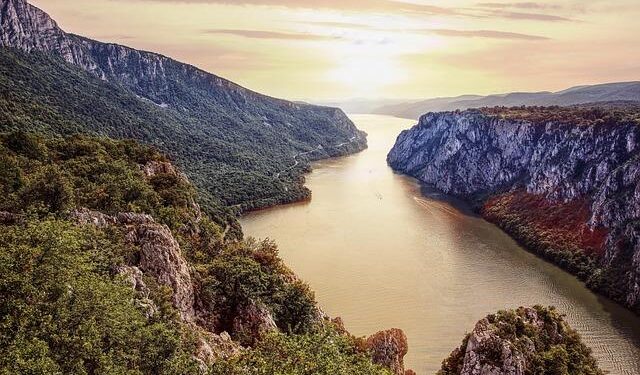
[0,48,365,215]
[0,132,394,374]
[0,0,367,213]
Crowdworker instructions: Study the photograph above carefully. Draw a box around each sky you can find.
[31,0,640,102]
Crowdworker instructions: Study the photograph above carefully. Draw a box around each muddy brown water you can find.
[241,114,640,374]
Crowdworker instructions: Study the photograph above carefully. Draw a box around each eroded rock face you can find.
[460,318,527,375]
[71,208,196,323]
[195,330,241,371]
[388,111,639,203]
[366,328,409,375]
[142,160,177,178]
[115,265,158,319]
[231,300,277,346]
[387,110,640,312]
[124,215,197,323]
[439,307,602,375]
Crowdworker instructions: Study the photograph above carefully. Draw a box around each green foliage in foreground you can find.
[439,306,602,375]
[0,128,240,237]
[210,327,391,375]
[196,237,319,338]
[0,219,200,375]
[0,133,381,374]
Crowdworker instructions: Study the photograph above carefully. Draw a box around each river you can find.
[240,114,640,374]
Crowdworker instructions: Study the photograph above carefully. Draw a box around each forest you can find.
[0,132,390,374]
[0,48,366,214]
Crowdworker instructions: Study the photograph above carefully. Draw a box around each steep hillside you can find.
[388,106,640,313]
[439,306,602,375]
[376,82,640,119]
[0,0,367,213]
[0,132,400,375]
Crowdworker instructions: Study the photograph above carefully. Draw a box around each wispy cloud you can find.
[476,2,563,10]
[305,21,377,30]
[487,10,573,21]
[428,28,549,40]
[122,0,457,14]
[204,29,341,41]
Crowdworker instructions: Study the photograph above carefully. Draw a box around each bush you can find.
[209,327,391,375]
[0,219,199,375]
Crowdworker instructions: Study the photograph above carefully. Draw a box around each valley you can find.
[2,0,639,374]
[241,115,640,374]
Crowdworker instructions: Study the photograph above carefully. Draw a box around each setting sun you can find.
[29,0,640,101]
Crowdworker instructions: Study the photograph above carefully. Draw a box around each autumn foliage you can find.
[482,190,607,278]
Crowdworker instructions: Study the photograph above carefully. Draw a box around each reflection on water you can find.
[240,115,640,375]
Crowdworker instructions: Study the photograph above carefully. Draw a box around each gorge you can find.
[1,0,638,373]
[387,106,640,315]
[241,114,640,374]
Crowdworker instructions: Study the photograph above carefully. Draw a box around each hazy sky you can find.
[31,0,640,101]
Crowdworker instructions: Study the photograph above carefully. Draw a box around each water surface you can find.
[241,114,640,374]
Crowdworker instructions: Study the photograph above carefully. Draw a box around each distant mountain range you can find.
[0,0,366,215]
[372,81,640,119]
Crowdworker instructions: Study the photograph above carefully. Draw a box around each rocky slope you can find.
[0,132,404,374]
[0,0,367,212]
[439,306,602,375]
[388,106,640,313]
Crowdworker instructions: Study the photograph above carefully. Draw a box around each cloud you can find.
[305,21,376,30]
[203,29,341,41]
[476,2,562,10]
[428,28,549,40]
[487,10,573,21]
[111,0,579,21]
[112,0,460,15]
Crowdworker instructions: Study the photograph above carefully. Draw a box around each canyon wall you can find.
[388,107,640,313]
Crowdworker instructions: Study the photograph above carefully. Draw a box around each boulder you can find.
[366,328,409,375]
[231,300,277,346]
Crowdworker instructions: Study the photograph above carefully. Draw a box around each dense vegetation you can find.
[0,133,385,374]
[0,219,201,375]
[0,48,365,213]
[439,306,602,375]
[478,104,640,127]
[211,326,391,375]
[481,190,606,280]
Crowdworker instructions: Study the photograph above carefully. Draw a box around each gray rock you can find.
[71,208,197,323]
[231,299,277,346]
[388,110,640,312]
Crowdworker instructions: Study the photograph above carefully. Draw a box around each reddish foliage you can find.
[482,190,607,258]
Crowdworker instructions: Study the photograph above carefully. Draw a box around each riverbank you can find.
[241,114,640,375]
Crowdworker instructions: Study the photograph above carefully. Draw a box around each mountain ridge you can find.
[0,0,367,215]
[374,81,640,119]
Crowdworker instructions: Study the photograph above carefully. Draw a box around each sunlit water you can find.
[240,114,640,375]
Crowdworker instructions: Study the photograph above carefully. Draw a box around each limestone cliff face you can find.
[71,209,197,323]
[439,306,602,375]
[388,109,640,313]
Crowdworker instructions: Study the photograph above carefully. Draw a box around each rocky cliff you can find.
[438,306,602,375]
[388,106,640,313]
